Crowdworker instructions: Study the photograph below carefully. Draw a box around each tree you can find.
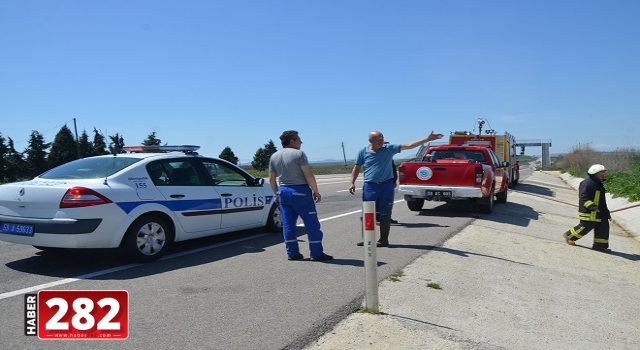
[92,128,108,155]
[142,132,162,146]
[219,146,239,165]
[4,138,26,182]
[48,125,78,168]
[0,133,7,183]
[24,130,50,178]
[264,140,277,159]
[108,133,125,154]
[251,140,277,171]
[78,130,94,158]
[141,131,165,153]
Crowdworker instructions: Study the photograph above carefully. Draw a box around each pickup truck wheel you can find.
[496,187,508,203]
[478,188,494,213]
[406,199,425,211]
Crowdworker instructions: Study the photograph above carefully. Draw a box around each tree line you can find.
[0,125,279,183]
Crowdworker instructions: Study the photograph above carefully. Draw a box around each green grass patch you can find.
[359,307,381,315]
[389,270,405,282]
[427,282,441,290]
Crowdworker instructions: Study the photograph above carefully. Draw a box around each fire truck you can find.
[448,118,520,188]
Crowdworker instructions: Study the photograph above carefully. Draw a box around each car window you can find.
[202,160,251,186]
[40,157,141,179]
[166,161,204,186]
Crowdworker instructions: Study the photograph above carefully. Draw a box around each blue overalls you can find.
[278,185,324,258]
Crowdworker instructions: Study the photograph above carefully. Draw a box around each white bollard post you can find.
[363,201,378,311]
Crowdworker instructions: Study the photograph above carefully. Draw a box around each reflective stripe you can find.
[569,226,585,239]
[579,212,601,222]
[584,200,595,209]
[309,240,322,244]
[594,238,609,244]
[284,239,298,243]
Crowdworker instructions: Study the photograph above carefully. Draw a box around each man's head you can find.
[588,164,607,181]
[368,131,385,151]
[279,130,302,149]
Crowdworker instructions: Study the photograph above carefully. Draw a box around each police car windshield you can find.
[40,157,142,179]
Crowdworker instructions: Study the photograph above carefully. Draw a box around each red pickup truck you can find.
[397,144,510,213]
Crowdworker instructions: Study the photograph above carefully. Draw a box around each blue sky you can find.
[1,1,639,164]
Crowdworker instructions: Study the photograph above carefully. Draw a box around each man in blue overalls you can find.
[269,130,333,262]
[349,130,443,247]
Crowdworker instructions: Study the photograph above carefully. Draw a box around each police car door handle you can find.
[220,193,232,197]
[170,194,185,198]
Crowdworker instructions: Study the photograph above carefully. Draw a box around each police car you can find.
[0,146,282,262]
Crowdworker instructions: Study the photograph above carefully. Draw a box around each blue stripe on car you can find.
[116,199,223,214]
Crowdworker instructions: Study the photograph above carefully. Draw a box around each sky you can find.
[1,0,639,164]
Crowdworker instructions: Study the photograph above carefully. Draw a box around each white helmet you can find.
[587,164,607,175]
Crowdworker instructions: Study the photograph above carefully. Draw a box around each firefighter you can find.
[562,164,612,253]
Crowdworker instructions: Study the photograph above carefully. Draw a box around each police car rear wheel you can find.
[265,203,282,233]
[122,215,173,262]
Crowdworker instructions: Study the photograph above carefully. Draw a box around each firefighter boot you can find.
[378,222,390,247]
[562,232,575,246]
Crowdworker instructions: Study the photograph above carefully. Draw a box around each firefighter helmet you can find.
[587,164,607,175]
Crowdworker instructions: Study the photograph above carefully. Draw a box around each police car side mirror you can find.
[253,178,264,186]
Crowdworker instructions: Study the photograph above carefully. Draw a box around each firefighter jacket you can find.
[577,175,610,222]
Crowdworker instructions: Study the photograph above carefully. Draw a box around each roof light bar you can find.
[122,145,200,153]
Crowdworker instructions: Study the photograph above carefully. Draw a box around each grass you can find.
[389,270,405,282]
[359,307,381,315]
[427,282,442,290]
[551,145,640,202]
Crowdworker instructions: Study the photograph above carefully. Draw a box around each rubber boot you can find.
[378,222,390,247]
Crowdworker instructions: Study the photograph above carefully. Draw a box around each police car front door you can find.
[204,161,265,230]
[153,160,222,234]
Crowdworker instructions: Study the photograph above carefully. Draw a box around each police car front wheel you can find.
[121,214,173,262]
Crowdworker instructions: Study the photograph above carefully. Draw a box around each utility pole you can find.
[341,142,348,168]
[73,118,80,158]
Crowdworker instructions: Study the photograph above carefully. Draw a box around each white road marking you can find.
[1,198,403,300]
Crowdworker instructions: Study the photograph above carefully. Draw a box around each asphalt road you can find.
[0,173,493,350]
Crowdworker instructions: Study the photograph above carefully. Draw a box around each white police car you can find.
[0,146,282,262]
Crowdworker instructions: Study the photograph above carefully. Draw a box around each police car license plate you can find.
[425,191,452,197]
[0,222,35,237]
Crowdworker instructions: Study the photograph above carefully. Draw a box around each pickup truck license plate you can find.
[0,222,35,237]
[425,191,452,197]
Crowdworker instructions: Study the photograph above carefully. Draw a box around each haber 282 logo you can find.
[25,290,129,340]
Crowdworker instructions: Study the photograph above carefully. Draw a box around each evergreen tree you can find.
[4,138,25,182]
[142,131,164,152]
[108,133,125,154]
[142,132,162,146]
[48,125,78,168]
[219,146,239,165]
[251,148,269,171]
[264,140,277,159]
[92,128,109,155]
[251,140,277,171]
[0,133,7,183]
[24,130,50,178]
[78,130,94,158]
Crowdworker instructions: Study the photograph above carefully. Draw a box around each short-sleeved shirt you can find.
[269,148,309,186]
[355,144,401,182]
